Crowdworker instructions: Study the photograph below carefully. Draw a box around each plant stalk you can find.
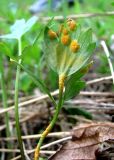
[34,74,65,160]
[14,38,25,160]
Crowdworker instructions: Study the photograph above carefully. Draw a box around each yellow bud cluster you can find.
[59,24,69,35]
[61,35,70,45]
[48,29,57,39]
[47,20,80,54]
[67,19,76,31]
[62,28,69,35]
[70,40,80,53]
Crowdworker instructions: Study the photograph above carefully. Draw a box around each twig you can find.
[23,143,31,160]
[0,90,58,115]
[0,131,70,141]
[0,109,50,131]
[80,91,114,96]
[1,90,114,116]
[86,75,112,85]
[41,136,72,149]
[0,11,114,23]
[11,136,72,160]
[101,41,114,84]
[66,100,114,108]
[96,98,114,102]
[22,123,32,150]
[0,148,55,155]
[0,91,113,131]
[40,11,114,21]
[0,75,113,115]
[0,149,21,153]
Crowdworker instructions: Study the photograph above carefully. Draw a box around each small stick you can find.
[86,75,112,85]
[0,131,70,141]
[66,100,114,108]
[0,11,114,23]
[41,11,114,21]
[11,136,72,160]
[80,91,114,96]
[0,148,55,155]
[0,90,59,115]
[101,40,114,84]
[0,75,113,115]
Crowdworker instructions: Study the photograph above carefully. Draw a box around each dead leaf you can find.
[49,122,114,160]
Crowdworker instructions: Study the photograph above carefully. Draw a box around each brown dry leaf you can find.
[49,122,114,160]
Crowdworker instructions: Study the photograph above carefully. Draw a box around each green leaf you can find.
[17,27,43,61]
[64,60,94,101]
[0,42,14,59]
[64,81,85,101]
[86,42,96,54]
[72,24,81,40]
[79,28,92,52]
[0,16,37,39]
[64,107,92,119]
[66,61,93,84]
[20,72,33,92]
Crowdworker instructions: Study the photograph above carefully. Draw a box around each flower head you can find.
[70,40,80,53]
[61,34,70,45]
[48,29,57,39]
[67,19,76,31]
[43,19,95,78]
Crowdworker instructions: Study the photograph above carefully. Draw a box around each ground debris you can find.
[49,122,114,160]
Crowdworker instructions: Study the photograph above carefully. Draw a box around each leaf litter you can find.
[49,122,114,160]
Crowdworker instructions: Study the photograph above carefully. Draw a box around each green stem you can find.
[0,56,11,149]
[34,77,64,160]
[14,38,25,160]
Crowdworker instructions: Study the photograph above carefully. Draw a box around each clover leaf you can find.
[0,16,37,40]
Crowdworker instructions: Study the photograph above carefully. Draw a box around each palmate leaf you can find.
[64,106,92,119]
[66,61,93,83]
[0,16,37,40]
[68,42,96,75]
[0,42,14,59]
[64,80,85,101]
[78,29,92,52]
[43,21,95,77]
[18,27,44,62]
[64,61,93,101]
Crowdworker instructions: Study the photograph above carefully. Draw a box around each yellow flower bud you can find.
[48,29,57,39]
[62,28,69,35]
[67,19,76,31]
[61,35,70,45]
[70,40,80,53]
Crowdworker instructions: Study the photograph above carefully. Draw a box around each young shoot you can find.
[34,19,95,160]
[0,16,37,160]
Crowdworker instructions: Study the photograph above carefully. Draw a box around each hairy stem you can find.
[14,38,25,160]
[34,74,65,160]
